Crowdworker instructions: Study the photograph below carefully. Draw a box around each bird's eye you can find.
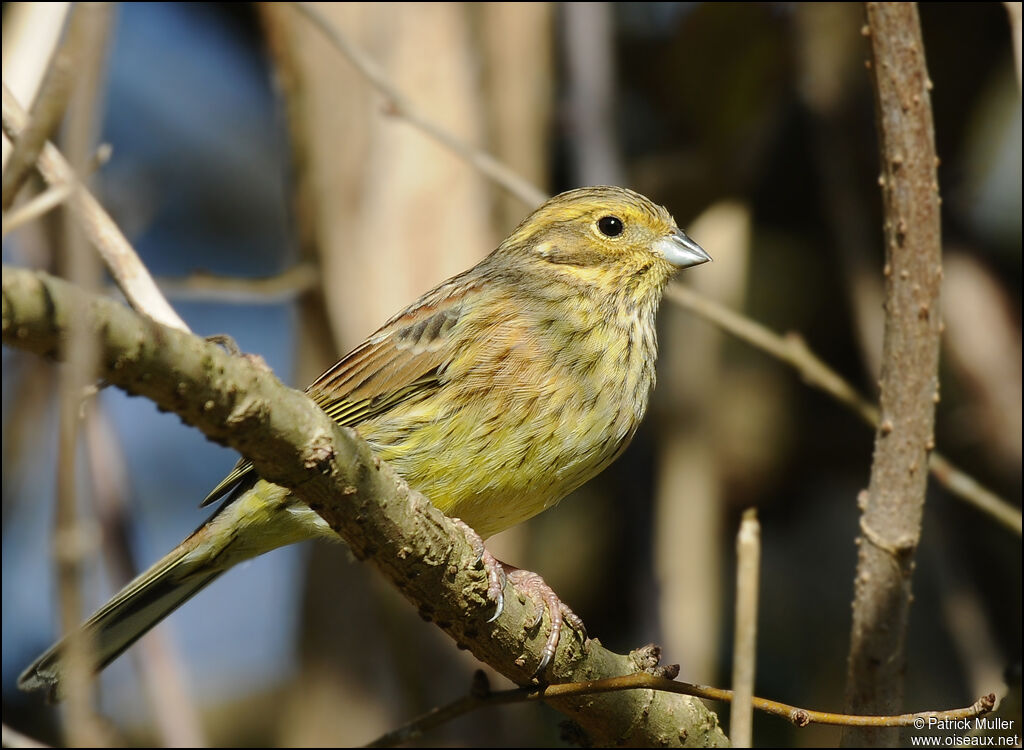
[597,215,624,237]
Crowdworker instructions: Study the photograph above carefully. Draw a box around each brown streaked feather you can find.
[201,273,481,509]
[201,459,253,507]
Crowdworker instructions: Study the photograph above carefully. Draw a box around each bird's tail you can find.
[18,478,328,700]
[17,540,223,701]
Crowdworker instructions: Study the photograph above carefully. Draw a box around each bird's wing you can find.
[200,275,481,507]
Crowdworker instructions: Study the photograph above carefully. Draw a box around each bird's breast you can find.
[357,295,659,539]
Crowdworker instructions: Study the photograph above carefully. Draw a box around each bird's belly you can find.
[361,384,644,539]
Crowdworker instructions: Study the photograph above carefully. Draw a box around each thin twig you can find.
[1,82,190,333]
[731,509,761,748]
[666,284,1021,535]
[562,2,625,186]
[0,2,71,173]
[1,181,74,235]
[83,405,207,747]
[289,2,548,209]
[2,144,110,237]
[1007,2,1022,90]
[925,453,1020,532]
[0,2,76,211]
[844,5,944,745]
[154,263,320,304]
[52,4,112,744]
[367,671,997,747]
[1,723,51,749]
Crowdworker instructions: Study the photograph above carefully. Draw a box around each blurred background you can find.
[2,2,1020,746]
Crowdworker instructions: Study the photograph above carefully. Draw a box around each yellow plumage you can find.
[20,186,709,696]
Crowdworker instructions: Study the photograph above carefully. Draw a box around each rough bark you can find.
[842,4,943,746]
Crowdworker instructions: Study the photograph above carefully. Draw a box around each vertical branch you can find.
[478,2,553,230]
[1006,2,1022,90]
[262,5,504,744]
[561,2,626,186]
[53,3,113,745]
[83,407,207,748]
[730,509,761,748]
[1,7,76,211]
[842,4,943,747]
[0,1,70,171]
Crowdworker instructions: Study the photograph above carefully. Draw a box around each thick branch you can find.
[1,264,727,748]
[843,4,943,746]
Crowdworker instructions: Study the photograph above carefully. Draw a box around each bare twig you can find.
[367,670,997,747]
[0,1,78,211]
[53,320,101,746]
[927,453,1020,533]
[83,406,207,747]
[1,181,73,235]
[3,145,109,237]
[1,83,190,333]
[0,2,70,172]
[1007,2,1022,90]
[289,2,547,209]
[843,5,944,745]
[155,263,320,304]
[666,284,1021,535]
[52,4,113,744]
[1,723,51,749]
[562,2,625,186]
[730,509,761,748]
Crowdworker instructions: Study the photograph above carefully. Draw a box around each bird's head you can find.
[498,186,710,291]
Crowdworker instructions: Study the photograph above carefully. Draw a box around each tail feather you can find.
[18,478,327,700]
[17,545,222,701]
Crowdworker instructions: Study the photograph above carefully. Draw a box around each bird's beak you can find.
[654,229,711,269]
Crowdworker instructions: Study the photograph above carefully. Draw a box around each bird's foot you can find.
[452,519,585,676]
[504,566,586,677]
[452,519,507,618]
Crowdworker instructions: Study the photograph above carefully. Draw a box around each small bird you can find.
[19,185,709,698]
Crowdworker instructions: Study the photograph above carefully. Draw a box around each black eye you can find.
[597,215,624,237]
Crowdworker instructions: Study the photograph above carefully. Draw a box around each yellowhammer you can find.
[20,185,709,696]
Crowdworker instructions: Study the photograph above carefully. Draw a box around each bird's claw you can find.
[506,568,585,677]
[483,560,506,623]
[452,519,585,676]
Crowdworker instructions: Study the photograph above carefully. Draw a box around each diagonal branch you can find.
[290,2,547,209]
[1,83,189,333]
[666,284,1020,535]
[1,264,728,748]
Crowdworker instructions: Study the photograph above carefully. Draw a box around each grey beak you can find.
[654,229,711,269]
